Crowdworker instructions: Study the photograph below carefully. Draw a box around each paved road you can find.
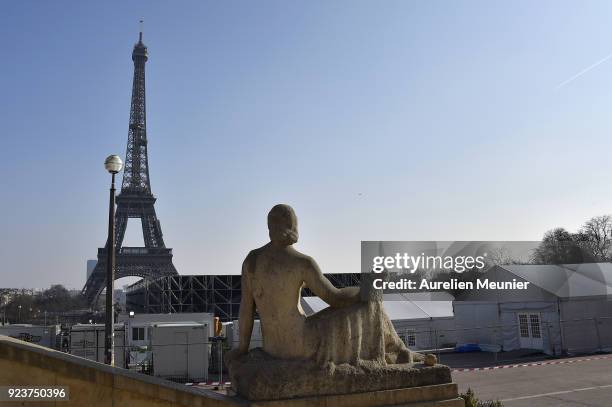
[453,356,612,406]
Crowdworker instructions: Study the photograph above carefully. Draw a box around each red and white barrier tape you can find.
[453,354,612,372]
[187,381,231,386]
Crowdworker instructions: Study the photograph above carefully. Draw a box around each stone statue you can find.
[227,204,451,401]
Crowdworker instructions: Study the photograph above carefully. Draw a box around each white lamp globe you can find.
[104,155,123,174]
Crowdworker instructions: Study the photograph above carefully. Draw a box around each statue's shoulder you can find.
[245,247,263,260]
[288,247,317,267]
[242,245,268,274]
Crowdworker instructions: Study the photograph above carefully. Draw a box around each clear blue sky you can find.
[2,1,612,288]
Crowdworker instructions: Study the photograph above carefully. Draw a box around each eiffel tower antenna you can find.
[83,27,178,307]
[139,18,144,42]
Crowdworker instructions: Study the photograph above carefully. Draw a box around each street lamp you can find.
[103,154,123,366]
[18,305,22,323]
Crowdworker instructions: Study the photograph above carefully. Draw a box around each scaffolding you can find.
[125,273,361,322]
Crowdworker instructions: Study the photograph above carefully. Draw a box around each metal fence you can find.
[12,315,611,383]
[68,340,223,383]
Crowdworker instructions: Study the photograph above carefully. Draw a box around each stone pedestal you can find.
[229,348,462,406]
[245,383,464,407]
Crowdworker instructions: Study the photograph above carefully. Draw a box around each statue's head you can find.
[268,204,299,246]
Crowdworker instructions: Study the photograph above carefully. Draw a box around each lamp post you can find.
[103,154,123,366]
[18,305,22,323]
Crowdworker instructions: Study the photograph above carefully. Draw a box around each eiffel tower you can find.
[83,29,178,307]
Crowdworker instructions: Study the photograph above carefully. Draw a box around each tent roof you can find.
[300,293,454,320]
[498,263,612,299]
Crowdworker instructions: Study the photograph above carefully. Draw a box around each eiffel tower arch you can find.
[83,30,178,307]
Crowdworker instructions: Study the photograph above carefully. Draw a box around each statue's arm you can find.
[303,257,360,307]
[238,256,255,354]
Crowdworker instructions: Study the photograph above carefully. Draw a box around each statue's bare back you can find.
[237,204,419,366]
[243,243,359,359]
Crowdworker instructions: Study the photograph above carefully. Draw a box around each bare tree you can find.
[532,228,593,264]
[579,215,612,261]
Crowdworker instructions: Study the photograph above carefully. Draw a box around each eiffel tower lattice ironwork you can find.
[83,29,178,307]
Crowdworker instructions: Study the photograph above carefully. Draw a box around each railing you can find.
[119,247,172,255]
[96,247,173,256]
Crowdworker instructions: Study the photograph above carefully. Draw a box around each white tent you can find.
[455,263,612,355]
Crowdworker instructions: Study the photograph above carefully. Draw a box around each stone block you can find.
[248,383,464,407]
[230,348,452,401]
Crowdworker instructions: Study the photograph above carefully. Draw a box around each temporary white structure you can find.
[227,320,263,349]
[385,293,455,350]
[150,323,209,382]
[455,263,612,355]
[70,324,126,367]
[118,312,214,366]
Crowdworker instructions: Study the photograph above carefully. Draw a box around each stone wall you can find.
[0,335,244,407]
